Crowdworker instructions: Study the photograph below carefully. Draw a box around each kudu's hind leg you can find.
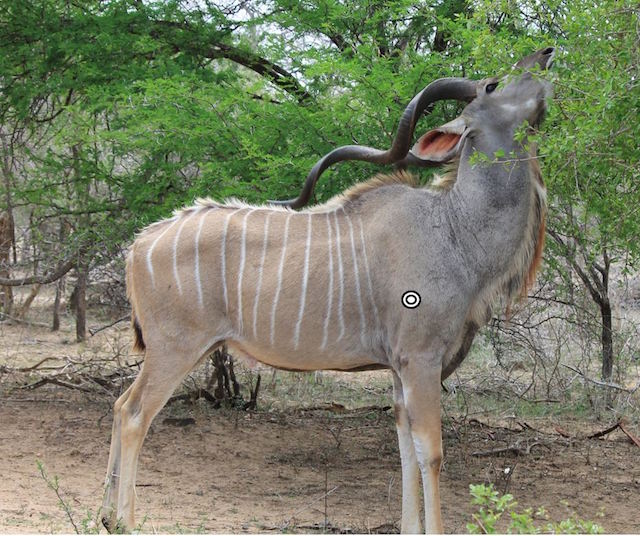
[392,371,423,533]
[396,355,444,534]
[102,383,134,531]
[113,346,205,531]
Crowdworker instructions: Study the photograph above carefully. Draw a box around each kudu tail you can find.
[131,310,146,352]
[126,247,146,353]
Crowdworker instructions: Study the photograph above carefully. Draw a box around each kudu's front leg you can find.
[392,371,423,533]
[395,357,444,534]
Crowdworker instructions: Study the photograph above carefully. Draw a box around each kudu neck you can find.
[447,133,535,274]
[455,132,533,206]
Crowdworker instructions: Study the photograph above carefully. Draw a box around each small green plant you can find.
[467,483,604,534]
[37,460,98,534]
[37,460,146,534]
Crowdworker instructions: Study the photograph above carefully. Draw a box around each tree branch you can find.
[0,258,74,286]
[206,43,311,103]
[548,229,603,306]
[562,364,629,392]
[148,19,311,103]
[32,88,75,124]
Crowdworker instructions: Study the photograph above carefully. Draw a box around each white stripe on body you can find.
[221,208,243,314]
[293,213,312,349]
[236,209,256,334]
[358,216,380,331]
[342,208,366,345]
[332,210,345,341]
[146,217,179,288]
[194,208,214,308]
[172,209,201,295]
[270,213,292,346]
[252,211,274,338]
[320,212,334,350]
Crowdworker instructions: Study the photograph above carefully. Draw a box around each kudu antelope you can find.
[102,47,554,533]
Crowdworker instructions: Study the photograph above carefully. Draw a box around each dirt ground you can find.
[1,314,640,533]
[1,389,639,533]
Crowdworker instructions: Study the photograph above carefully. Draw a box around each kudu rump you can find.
[103,48,554,533]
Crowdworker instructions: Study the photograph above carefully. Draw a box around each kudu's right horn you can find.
[269,77,478,209]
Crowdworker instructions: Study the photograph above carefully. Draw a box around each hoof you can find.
[101,515,123,534]
[101,516,113,533]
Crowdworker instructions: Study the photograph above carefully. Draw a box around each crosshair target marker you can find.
[401,290,421,309]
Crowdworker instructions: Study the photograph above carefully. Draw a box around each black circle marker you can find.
[401,290,421,309]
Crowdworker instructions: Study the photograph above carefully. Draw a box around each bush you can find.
[467,483,604,534]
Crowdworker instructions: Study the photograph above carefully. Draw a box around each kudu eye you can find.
[485,82,498,94]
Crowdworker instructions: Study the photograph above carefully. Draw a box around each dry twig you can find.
[562,364,629,392]
[471,439,549,457]
[89,315,129,336]
[587,421,622,439]
[618,421,640,449]
[22,377,93,393]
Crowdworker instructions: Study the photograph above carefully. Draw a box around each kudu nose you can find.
[541,47,555,69]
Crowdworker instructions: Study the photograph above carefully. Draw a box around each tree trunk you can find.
[549,231,615,383]
[0,212,12,314]
[52,278,63,331]
[16,283,41,319]
[52,222,67,331]
[600,297,613,380]
[74,264,87,342]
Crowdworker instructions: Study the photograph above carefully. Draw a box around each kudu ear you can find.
[410,116,467,163]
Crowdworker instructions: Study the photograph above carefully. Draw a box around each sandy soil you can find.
[1,389,639,534]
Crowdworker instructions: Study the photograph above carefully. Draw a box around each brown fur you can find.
[430,160,459,191]
[521,155,546,298]
[132,316,145,352]
[524,209,546,297]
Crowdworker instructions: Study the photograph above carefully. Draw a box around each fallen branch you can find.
[587,421,621,439]
[166,388,218,407]
[163,417,196,427]
[295,522,352,533]
[562,364,629,392]
[89,315,129,336]
[471,440,547,457]
[466,418,525,434]
[9,357,60,372]
[0,312,50,328]
[22,377,93,393]
[298,403,392,414]
[619,421,640,449]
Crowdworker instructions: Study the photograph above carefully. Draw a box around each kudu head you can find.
[411,47,554,164]
[272,47,554,209]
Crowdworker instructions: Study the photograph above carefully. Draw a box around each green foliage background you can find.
[2,1,636,232]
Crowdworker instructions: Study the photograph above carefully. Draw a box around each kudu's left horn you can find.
[269,77,478,209]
